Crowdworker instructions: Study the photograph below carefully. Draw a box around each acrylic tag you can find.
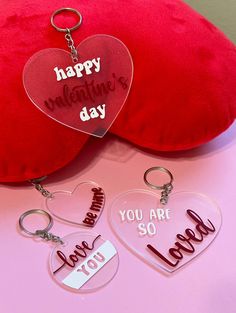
[109,190,221,273]
[19,209,118,292]
[50,232,119,292]
[46,182,105,227]
[23,35,133,137]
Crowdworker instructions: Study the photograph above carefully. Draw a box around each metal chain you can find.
[160,183,173,205]
[65,28,78,63]
[29,178,53,198]
[35,230,63,244]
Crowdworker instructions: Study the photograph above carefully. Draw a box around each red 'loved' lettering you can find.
[147,209,215,268]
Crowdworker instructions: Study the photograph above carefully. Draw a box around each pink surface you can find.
[1,122,236,313]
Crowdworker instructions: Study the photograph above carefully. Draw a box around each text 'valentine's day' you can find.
[53,57,107,122]
[45,57,128,126]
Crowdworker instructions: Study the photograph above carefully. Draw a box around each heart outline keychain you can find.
[30,178,105,227]
[109,166,222,273]
[23,7,134,137]
[19,209,119,292]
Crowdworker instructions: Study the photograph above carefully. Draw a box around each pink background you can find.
[1,123,236,313]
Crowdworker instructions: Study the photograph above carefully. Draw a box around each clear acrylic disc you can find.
[50,231,119,292]
[109,190,221,273]
[23,35,133,137]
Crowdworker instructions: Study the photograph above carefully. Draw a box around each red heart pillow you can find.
[1,0,236,182]
[111,0,236,150]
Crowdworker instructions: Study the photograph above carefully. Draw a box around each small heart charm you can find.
[23,35,133,137]
[46,182,105,227]
[109,190,221,273]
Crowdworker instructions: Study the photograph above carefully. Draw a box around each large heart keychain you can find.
[109,167,222,273]
[23,8,133,137]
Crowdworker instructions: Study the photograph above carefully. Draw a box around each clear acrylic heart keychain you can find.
[109,167,222,273]
[19,209,119,292]
[23,7,133,137]
[29,177,105,228]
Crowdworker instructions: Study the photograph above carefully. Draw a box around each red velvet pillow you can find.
[1,0,236,182]
[111,0,236,151]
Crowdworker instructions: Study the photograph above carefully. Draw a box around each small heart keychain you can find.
[109,167,222,273]
[23,8,133,137]
[19,209,118,292]
[30,178,105,227]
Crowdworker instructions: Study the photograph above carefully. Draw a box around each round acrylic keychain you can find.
[29,178,105,228]
[23,8,133,138]
[109,167,222,273]
[19,209,119,292]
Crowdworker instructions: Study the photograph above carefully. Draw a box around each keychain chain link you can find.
[19,209,63,245]
[36,230,64,244]
[144,167,174,205]
[65,29,78,63]
[160,183,173,205]
[34,183,53,198]
[29,178,53,198]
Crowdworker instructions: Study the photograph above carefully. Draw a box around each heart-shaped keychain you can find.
[109,167,222,273]
[46,181,105,227]
[23,8,133,137]
[30,178,105,228]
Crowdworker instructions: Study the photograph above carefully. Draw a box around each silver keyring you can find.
[51,8,82,33]
[19,209,53,236]
[144,167,174,190]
